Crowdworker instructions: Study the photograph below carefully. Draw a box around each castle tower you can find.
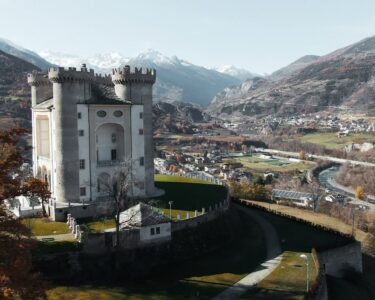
[48,66,94,204]
[112,66,156,196]
[27,73,52,107]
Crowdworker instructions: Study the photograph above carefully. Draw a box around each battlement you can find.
[112,65,156,84]
[48,64,96,83]
[27,72,51,86]
[94,73,113,86]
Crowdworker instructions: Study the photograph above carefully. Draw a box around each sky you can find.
[1,0,375,74]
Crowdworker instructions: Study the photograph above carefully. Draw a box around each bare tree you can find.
[97,158,163,270]
[97,158,136,270]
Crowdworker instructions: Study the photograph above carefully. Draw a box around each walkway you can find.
[35,233,75,241]
[212,204,282,300]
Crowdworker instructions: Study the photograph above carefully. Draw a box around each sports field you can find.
[229,155,314,173]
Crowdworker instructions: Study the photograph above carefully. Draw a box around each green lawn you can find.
[154,175,227,212]
[241,251,317,300]
[21,218,70,236]
[85,219,116,233]
[301,132,375,150]
[161,208,196,220]
[48,208,267,299]
[155,174,215,184]
[230,155,313,173]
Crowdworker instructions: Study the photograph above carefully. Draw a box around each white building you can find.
[27,65,158,220]
[120,202,171,243]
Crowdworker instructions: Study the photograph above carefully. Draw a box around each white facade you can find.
[32,102,147,205]
[140,223,171,242]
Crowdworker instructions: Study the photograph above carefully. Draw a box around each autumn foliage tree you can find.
[229,180,269,201]
[355,186,365,200]
[0,128,47,299]
[23,178,51,217]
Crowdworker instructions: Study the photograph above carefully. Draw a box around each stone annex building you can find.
[27,65,157,220]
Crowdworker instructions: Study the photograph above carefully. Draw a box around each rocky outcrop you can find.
[207,36,375,119]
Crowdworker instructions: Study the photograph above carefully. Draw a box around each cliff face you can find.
[207,36,375,119]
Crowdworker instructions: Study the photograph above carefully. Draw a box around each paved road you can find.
[255,148,375,167]
[318,166,375,211]
[213,204,282,300]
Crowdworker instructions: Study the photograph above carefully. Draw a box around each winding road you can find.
[213,204,282,300]
[318,166,375,211]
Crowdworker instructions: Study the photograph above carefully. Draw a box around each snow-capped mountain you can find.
[211,65,259,81]
[37,51,130,74]
[0,38,52,69]
[37,49,242,107]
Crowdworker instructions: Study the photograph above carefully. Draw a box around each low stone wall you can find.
[308,249,328,300]
[33,208,236,281]
[171,202,229,232]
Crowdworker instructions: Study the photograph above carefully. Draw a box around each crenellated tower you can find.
[48,65,94,204]
[27,72,52,107]
[27,63,158,220]
[112,66,156,196]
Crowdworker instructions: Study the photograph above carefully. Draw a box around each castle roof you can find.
[90,83,130,105]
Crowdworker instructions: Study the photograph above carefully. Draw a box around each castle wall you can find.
[28,73,52,107]
[131,84,155,196]
[131,105,146,196]
[318,241,362,277]
[111,67,156,197]
[88,105,132,201]
[77,104,91,202]
[52,82,85,203]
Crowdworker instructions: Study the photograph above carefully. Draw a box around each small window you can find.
[139,112,143,119]
[97,110,107,117]
[113,110,123,117]
[78,112,82,119]
[139,129,144,135]
[79,159,85,169]
[78,130,84,136]
[111,133,116,143]
[80,187,86,196]
[150,228,155,235]
[140,157,144,166]
[111,149,117,161]
[97,179,100,192]
[156,227,160,234]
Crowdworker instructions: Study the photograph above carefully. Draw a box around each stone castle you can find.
[27,65,156,220]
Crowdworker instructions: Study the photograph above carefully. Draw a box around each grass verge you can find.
[21,218,70,236]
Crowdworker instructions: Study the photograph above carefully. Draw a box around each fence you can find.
[66,214,83,241]
[158,170,226,186]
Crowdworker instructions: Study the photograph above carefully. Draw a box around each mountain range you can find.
[0,41,213,133]
[37,49,255,107]
[207,35,375,119]
[0,38,257,107]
